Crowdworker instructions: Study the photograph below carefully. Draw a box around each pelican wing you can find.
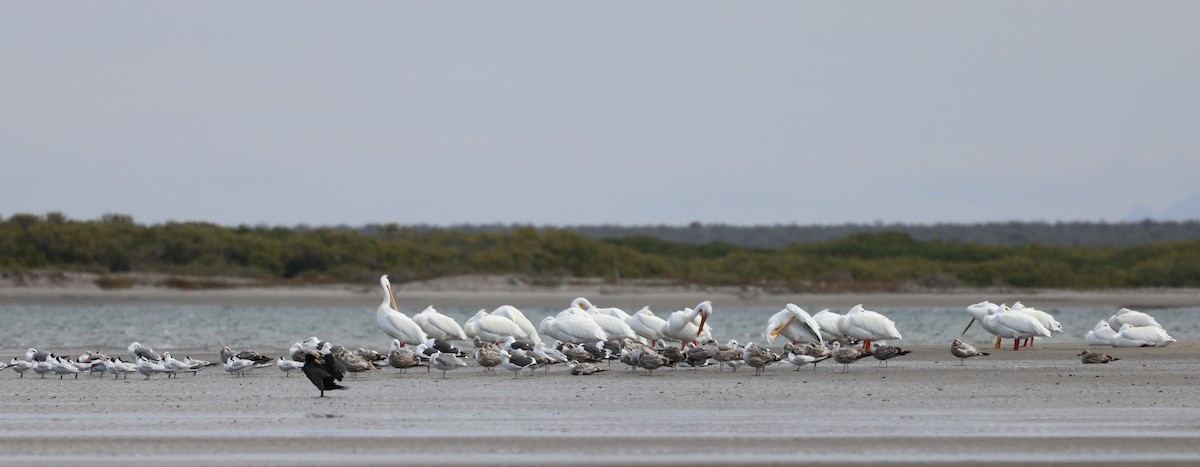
[993,312,1051,337]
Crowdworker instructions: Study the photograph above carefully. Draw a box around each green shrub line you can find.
[2,213,1198,290]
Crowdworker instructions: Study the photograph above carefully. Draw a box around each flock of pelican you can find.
[2,275,1181,393]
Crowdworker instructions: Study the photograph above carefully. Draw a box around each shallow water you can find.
[2,303,1196,353]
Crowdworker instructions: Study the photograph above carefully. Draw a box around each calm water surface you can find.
[2,304,1197,353]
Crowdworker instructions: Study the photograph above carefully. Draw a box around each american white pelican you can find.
[377,275,429,345]
[1010,302,1063,347]
[1108,308,1163,329]
[491,305,542,344]
[276,357,304,377]
[1086,321,1118,347]
[625,307,667,345]
[764,304,823,345]
[539,312,607,343]
[1078,350,1119,364]
[871,344,911,367]
[812,309,847,343]
[965,303,1050,351]
[465,309,528,343]
[837,305,902,353]
[586,309,638,341]
[963,301,1004,349]
[663,301,713,348]
[950,339,989,365]
[413,306,468,341]
[428,351,467,379]
[1111,323,1176,347]
[301,354,348,397]
[571,297,631,320]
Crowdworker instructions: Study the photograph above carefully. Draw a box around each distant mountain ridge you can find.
[369,220,1200,249]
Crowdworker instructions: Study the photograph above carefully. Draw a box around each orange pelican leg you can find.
[863,339,872,353]
[993,337,1002,349]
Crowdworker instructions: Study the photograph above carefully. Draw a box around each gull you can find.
[783,343,830,371]
[473,346,502,372]
[25,348,51,362]
[413,305,468,341]
[635,348,670,376]
[290,342,321,362]
[220,346,272,365]
[950,339,990,365]
[831,342,871,372]
[429,351,467,379]
[625,307,667,345]
[302,354,348,397]
[871,343,912,367]
[705,339,743,372]
[1078,350,1120,364]
[500,349,536,377]
[764,304,823,346]
[377,275,429,345]
[837,305,902,353]
[741,342,778,376]
[277,357,304,377]
[1108,308,1163,329]
[128,342,161,362]
[1111,324,1176,348]
[568,361,607,375]
[387,339,424,372]
[1086,321,1118,347]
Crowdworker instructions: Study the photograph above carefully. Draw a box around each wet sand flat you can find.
[2,343,1199,466]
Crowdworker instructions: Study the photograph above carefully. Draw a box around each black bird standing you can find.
[302,354,348,397]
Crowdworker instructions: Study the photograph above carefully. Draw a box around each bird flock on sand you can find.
[3,275,1179,397]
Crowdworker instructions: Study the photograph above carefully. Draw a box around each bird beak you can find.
[961,317,976,336]
[387,283,399,311]
[695,313,708,337]
[770,315,798,338]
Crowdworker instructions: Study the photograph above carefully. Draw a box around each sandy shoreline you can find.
[3,273,1200,309]
[2,343,1200,465]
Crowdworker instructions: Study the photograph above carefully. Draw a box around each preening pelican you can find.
[812,309,847,343]
[1085,321,1117,347]
[377,275,429,346]
[963,302,1049,351]
[586,309,638,341]
[1010,302,1062,347]
[837,305,901,353]
[1111,324,1176,348]
[491,305,542,344]
[464,309,528,343]
[764,304,823,346]
[1108,308,1163,329]
[571,297,632,320]
[663,301,713,348]
[413,306,468,341]
[625,307,667,345]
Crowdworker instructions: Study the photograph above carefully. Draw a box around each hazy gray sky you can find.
[3,2,1198,226]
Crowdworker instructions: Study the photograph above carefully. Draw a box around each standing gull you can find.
[871,343,912,367]
[831,342,871,372]
[950,339,990,365]
[429,351,468,379]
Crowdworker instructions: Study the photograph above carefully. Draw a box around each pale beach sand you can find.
[2,343,1199,466]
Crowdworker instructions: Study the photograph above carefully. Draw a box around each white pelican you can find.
[571,297,632,320]
[964,303,1050,351]
[1108,308,1163,329]
[663,301,713,348]
[539,313,607,343]
[625,307,667,345]
[812,309,847,343]
[963,301,1005,349]
[1111,323,1176,347]
[764,304,823,346]
[950,339,989,365]
[1085,321,1118,347]
[586,309,638,341]
[1078,350,1119,364]
[1010,302,1063,347]
[377,275,429,345]
[837,305,902,353]
[465,309,529,343]
[491,305,542,344]
[413,306,468,341]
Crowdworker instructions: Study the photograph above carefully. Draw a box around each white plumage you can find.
[413,306,468,341]
[377,275,429,345]
[764,303,823,345]
[1111,323,1176,348]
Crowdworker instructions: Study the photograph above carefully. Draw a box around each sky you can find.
[2,2,1199,227]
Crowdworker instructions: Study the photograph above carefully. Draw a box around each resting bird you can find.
[302,354,348,397]
[871,344,912,367]
[1078,350,1119,364]
[950,339,989,365]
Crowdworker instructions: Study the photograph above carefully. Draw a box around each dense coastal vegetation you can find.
[2,213,1198,291]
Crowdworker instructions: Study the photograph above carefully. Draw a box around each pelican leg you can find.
[994,337,1002,349]
[1028,337,1035,348]
[863,339,873,353]
[1012,339,1020,351]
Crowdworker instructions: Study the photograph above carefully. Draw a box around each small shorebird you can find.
[950,339,989,365]
[1077,350,1119,364]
